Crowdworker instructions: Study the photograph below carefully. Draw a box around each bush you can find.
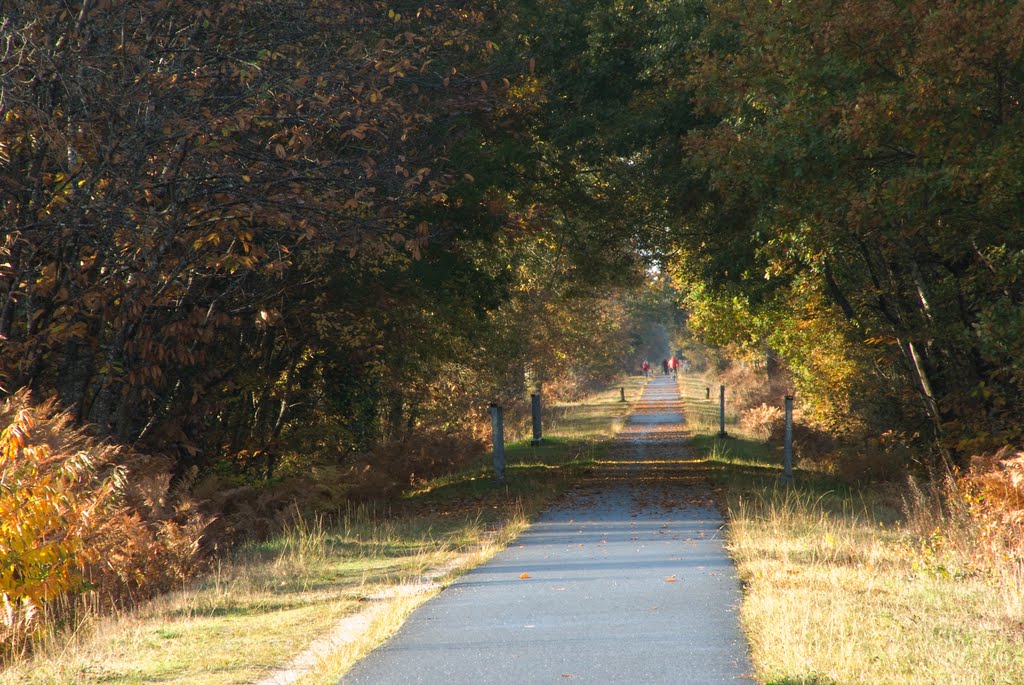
[193,428,485,542]
[720,361,792,415]
[0,391,208,656]
[740,403,784,442]
[349,430,485,499]
[902,454,1024,580]
[960,448,1024,565]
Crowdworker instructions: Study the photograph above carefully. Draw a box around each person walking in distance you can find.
[662,359,669,375]
[641,360,650,378]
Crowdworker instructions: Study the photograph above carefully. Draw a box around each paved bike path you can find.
[341,376,754,684]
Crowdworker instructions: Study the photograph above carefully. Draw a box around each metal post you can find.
[530,393,542,446]
[718,384,727,438]
[620,387,626,402]
[489,404,506,484]
[706,387,710,399]
[781,395,794,485]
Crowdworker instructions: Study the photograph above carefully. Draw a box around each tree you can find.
[1,0,505,465]
[687,0,1024,458]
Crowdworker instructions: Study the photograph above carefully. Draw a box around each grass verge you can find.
[4,377,645,685]
[678,373,1024,685]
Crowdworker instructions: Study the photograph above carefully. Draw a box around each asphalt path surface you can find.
[341,375,754,684]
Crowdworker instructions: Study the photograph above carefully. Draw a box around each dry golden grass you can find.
[3,504,495,685]
[673,371,1024,685]
[724,485,1024,685]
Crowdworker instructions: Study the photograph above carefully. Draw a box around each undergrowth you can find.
[0,391,207,660]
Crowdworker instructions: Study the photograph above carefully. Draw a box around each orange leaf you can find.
[665,576,677,583]
[519,573,530,579]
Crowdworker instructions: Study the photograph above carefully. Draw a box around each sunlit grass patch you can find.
[693,435,781,471]
[726,484,1024,685]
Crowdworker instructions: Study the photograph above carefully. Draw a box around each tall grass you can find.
[3,501,520,685]
[678,363,1024,684]
[724,482,1024,685]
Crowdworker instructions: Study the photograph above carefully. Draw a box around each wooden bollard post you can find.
[718,384,728,438]
[531,393,543,446]
[489,404,506,484]
[781,395,794,485]
[620,387,626,402]
[706,387,710,399]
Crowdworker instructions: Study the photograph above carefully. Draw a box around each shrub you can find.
[740,403,784,442]
[720,362,791,415]
[901,449,1024,579]
[0,391,208,656]
[0,391,119,651]
[349,429,485,499]
[961,448,1024,565]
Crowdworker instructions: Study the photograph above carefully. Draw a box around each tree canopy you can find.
[3,0,1022,476]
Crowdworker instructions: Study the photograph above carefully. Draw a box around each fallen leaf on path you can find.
[519,573,531,579]
[665,575,678,583]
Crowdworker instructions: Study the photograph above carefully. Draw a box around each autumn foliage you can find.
[684,0,1024,459]
[0,391,206,655]
[0,1,662,653]
[1,0,505,449]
